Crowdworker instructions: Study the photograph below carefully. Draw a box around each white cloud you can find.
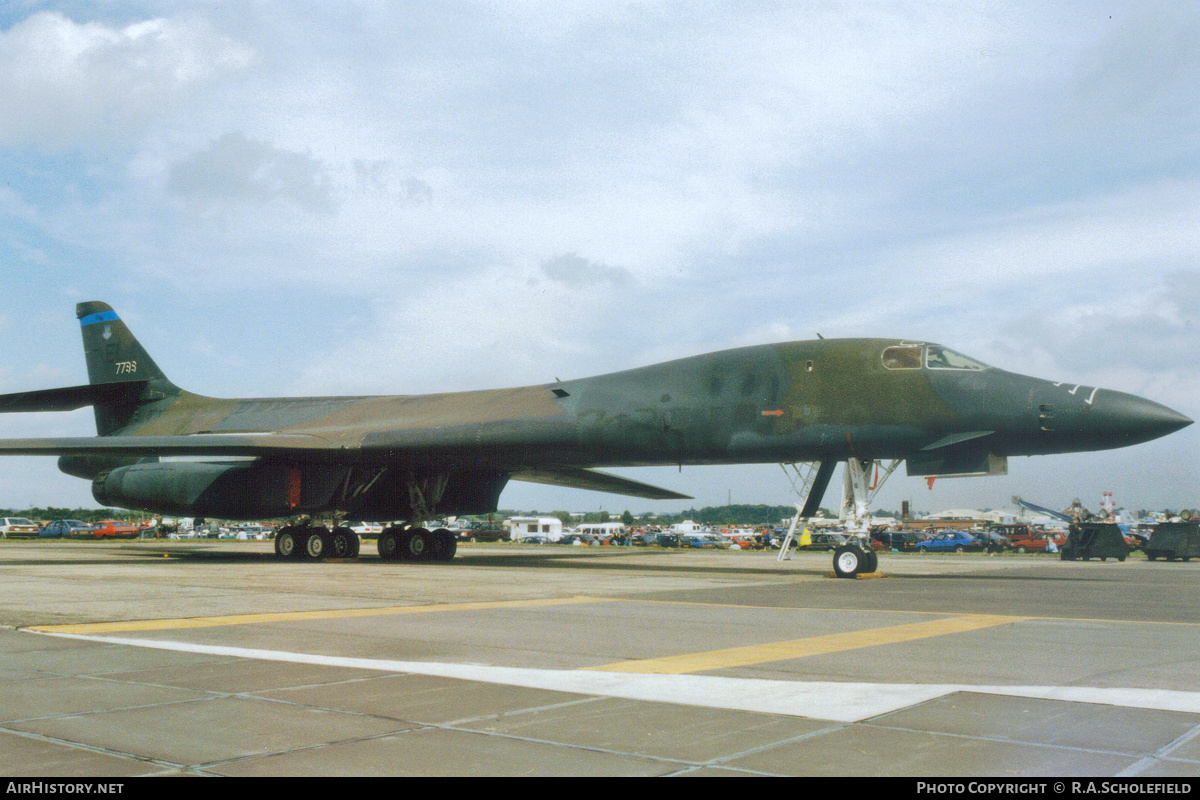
[541,253,630,287]
[167,132,335,212]
[994,271,1200,410]
[288,260,637,396]
[0,12,255,148]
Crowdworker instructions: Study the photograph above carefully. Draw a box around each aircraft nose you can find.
[1086,390,1193,446]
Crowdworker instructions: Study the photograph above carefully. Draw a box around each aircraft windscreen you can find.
[881,345,923,370]
[925,345,989,371]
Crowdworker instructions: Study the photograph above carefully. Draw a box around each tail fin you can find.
[77,301,171,387]
[76,301,180,435]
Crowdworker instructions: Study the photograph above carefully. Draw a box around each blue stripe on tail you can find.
[79,311,119,327]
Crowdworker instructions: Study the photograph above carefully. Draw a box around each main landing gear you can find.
[273,523,458,562]
[376,525,457,562]
[274,524,361,561]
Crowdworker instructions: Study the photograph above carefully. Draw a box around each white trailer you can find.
[506,517,563,541]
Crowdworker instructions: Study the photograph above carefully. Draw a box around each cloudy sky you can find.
[0,2,1196,517]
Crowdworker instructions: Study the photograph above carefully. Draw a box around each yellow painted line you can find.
[585,613,1028,674]
[27,596,612,636]
[613,597,1200,627]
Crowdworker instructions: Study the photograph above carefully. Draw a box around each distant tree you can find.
[621,510,634,526]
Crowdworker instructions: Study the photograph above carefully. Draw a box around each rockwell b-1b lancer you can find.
[0,301,1190,576]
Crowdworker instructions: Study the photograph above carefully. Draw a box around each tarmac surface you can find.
[1,539,1199,777]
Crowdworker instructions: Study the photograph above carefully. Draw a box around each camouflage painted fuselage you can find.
[0,302,1190,521]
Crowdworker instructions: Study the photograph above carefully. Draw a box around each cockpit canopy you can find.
[881,344,989,372]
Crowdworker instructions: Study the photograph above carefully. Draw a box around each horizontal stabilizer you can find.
[0,432,339,458]
[511,466,692,500]
[0,382,149,413]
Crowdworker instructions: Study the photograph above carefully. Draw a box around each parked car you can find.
[41,519,93,538]
[976,529,1013,553]
[682,533,728,548]
[724,533,762,549]
[1009,529,1067,554]
[654,533,681,548]
[349,522,383,539]
[456,527,509,542]
[0,517,39,538]
[1122,529,1150,552]
[888,532,921,551]
[796,531,850,551]
[915,531,982,553]
[88,520,141,539]
[870,530,921,552]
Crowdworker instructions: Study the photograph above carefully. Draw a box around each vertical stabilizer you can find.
[77,302,169,385]
[76,302,179,434]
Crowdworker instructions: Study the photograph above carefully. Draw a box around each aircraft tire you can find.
[429,528,457,561]
[276,527,295,561]
[862,548,878,574]
[401,528,431,561]
[302,527,330,560]
[275,527,301,559]
[330,527,359,559]
[377,528,402,561]
[833,545,866,579]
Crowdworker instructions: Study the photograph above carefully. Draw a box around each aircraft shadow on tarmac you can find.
[110,546,795,577]
[91,543,1148,583]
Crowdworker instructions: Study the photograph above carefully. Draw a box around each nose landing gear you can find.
[832,543,878,579]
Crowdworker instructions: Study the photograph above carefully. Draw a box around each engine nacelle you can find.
[92,460,350,520]
[59,454,142,480]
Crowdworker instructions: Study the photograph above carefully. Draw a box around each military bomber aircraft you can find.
[0,302,1190,576]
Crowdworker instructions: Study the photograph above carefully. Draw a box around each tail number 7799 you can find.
[115,360,138,375]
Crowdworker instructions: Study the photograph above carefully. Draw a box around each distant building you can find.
[911,508,1006,529]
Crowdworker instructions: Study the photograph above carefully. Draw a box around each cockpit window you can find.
[882,345,923,370]
[925,345,988,371]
